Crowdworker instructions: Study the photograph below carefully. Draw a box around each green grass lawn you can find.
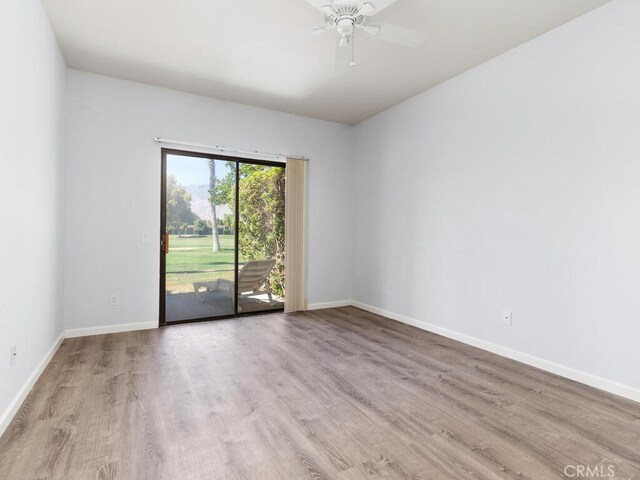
[166,234,240,293]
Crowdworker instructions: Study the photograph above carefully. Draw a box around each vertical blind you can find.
[284,158,308,313]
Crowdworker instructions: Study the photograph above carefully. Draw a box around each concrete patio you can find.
[165,291,283,323]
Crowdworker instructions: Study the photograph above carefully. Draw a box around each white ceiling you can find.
[42,0,612,125]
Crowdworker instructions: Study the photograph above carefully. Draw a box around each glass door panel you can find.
[236,163,286,313]
[163,154,236,323]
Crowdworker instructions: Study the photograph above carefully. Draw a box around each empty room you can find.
[1,0,639,478]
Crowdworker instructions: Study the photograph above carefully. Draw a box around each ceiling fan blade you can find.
[311,26,330,35]
[321,5,337,15]
[358,25,380,35]
[367,22,426,48]
[359,0,400,15]
[356,2,375,16]
[303,0,335,12]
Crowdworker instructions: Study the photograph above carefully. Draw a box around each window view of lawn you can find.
[165,234,238,294]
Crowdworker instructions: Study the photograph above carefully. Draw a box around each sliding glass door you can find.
[160,149,285,325]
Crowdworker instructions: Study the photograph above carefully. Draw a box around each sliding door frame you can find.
[159,148,285,326]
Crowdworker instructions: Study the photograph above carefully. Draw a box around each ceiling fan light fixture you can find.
[336,17,355,35]
[338,35,351,47]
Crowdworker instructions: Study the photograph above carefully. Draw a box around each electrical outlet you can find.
[109,294,119,306]
[10,345,17,367]
[142,232,150,244]
[502,311,513,326]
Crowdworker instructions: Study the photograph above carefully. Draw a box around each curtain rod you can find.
[153,137,309,162]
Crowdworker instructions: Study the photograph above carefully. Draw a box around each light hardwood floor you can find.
[1,307,639,479]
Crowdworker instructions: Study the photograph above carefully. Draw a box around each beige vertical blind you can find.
[284,158,308,313]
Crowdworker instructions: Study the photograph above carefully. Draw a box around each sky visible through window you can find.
[168,154,231,186]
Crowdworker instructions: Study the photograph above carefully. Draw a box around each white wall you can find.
[353,0,640,393]
[64,70,354,331]
[0,0,66,429]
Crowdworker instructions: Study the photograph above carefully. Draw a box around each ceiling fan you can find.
[303,0,426,69]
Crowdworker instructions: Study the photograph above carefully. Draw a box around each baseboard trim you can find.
[65,321,158,338]
[307,300,352,310]
[0,331,65,438]
[351,301,640,404]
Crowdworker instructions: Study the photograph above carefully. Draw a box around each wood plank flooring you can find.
[1,306,639,479]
